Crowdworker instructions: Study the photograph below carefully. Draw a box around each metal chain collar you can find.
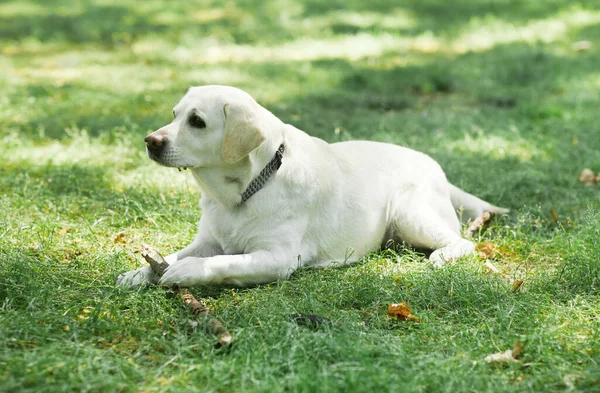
[238,144,285,206]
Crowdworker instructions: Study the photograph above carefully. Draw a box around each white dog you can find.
[117,85,508,288]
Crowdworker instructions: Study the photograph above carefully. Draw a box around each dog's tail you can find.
[449,183,510,223]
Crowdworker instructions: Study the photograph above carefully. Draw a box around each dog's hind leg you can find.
[390,186,476,268]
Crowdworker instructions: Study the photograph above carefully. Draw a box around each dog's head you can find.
[145,85,280,169]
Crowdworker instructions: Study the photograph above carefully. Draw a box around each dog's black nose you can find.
[145,133,167,155]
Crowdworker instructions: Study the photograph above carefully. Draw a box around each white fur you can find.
[116,85,508,288]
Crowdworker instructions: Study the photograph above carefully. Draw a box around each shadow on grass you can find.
[0,2,170,47]
[1,0,595,46]
[300,0,600,35]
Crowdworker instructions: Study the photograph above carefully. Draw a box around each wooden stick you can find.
[141,244,233,347]
[484,260,501,274]
[465,210,495,238]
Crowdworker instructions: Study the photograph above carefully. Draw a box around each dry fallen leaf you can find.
[97,339,113,348]
[476,242,497,259]
[113,232,127,243]
[579,168,596,184]
[511,280,524,293]
[388,302,420,323]
[485,349,518,363]
[484,340,525,364]
[512,340,525,359]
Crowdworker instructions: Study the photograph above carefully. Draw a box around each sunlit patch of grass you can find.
[453,7,600,52]
[446,132,549,162]
[3,128,194,194]
[0,0,61,17]
[132,33,423,65]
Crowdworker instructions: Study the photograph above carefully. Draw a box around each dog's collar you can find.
[238,144,285,206]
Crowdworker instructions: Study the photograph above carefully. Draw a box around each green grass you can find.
[1,0,600,392]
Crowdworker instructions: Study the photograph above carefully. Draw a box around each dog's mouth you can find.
[146,149,193,171]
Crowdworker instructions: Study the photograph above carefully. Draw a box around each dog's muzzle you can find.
[144,133,167,160]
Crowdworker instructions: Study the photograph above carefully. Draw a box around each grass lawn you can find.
[1,0,600,392]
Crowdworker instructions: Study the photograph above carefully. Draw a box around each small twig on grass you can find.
[141,244,233,348]
[465,210,496,238]
[484,260,501,274]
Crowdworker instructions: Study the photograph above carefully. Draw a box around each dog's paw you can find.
[429,250,447,268]
[429,239,476,268]
[116,266,157,287]
[158,258,207,287]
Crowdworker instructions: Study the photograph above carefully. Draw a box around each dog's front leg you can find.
[164,232,223,265]
[116,219,222,287]
[158,250,301,287]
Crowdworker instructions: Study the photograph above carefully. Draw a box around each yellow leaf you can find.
[113,232,127,243]
[476,242,497,259]
[511,280,524,293]
[387,302,420,323]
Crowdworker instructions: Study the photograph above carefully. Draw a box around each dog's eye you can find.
[188,113,206,129]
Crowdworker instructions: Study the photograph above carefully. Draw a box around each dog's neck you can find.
[238,143,284,205]
[190,137,284,209]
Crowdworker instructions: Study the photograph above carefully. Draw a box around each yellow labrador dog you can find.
[117,85,508,287]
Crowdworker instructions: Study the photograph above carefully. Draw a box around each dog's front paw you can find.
[158,258,206,287]
[116,266,157,287]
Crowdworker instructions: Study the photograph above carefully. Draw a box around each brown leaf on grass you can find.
[58,227,71,236]
[388,302,420,323]
[579,168,595,184]
[484,340,525,364]
[97,339,113,348]
[113,232,127,243]
[547,209,576,229]
[476,242,497,259]
[512,340,525,359]
[511,280,524,293]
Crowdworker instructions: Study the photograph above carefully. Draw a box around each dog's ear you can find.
[222,101,267,164]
